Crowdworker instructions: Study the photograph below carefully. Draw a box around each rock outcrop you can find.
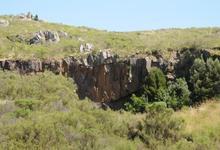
[0,49,217,102]
[30,30,60,44]
[80,43,94,53]
[0,20,9,27]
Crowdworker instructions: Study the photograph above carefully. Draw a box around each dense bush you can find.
[144,67,167,102]
[126,68,191,111]
[128,103,184,149]
[0,71,77,103]
[190,58,220,102]
[15,99,41,110]
[0,71,191,149]
[125,94,146,113]
[167,78,191,109]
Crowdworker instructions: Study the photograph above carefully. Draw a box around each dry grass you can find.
[1,15,220,59]
[175,99,220,134]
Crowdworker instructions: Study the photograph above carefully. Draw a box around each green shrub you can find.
[125,94,146,113]
[14,108,31,118]
[144,67,167,102]
[15,99,40,110]
[128,103,184,149]
[0,71,77,103]
[33,15,39,21]
[190,58,220,102]
[167,78,191,109]
[126,68,191,111]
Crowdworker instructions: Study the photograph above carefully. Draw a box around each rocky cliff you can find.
[0,49,218,102]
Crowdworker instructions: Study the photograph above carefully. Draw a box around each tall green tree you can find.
[190,58,220,101]
[168,78,191,109]
[144,67,167,102]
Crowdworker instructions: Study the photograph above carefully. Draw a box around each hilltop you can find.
[0,14,220,59]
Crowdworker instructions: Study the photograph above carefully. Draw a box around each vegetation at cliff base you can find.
[0,71,220,149]
[125,67,191,112]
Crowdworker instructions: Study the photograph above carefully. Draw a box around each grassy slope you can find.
[1,15,220,59]
[174,100,220,149]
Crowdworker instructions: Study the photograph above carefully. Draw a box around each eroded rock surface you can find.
[30,30,60,44]
[0,49,216,102]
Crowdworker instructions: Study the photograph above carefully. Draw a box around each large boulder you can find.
[29,31,45,44]
[44,31,60,42]
[30,30,60,44]
[0,20,9,27]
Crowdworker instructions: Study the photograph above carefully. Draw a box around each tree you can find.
[33,14,39,21]
[168,78,191,109]
[190,58,220,102]
[144,67,167,102]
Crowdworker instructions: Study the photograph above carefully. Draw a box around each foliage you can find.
[125,94,146,113]
[0,71,140,149]
[14,108,31,118]
[15,99,40,110]
[167,78,191,109]
[126,68,191,112]
[33,15,39,21]
[190,58,220,102]
[129,103,184,149]
[1,69,220,149]
[144,67,167,102]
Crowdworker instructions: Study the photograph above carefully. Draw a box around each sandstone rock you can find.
[0,20,9,27]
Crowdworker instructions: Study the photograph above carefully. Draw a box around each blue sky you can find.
[0,0,219,31]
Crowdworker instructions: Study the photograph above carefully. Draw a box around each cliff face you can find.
[0,49,216,102]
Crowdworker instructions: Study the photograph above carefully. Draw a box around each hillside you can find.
[1,14,220,59]
[1,71,220,149]
[2,13,220,150]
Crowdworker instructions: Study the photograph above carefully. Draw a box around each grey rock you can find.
[30,30,60,44]
[44,31,60,42]
[80,44,84,53]
[87,54,95,66]
[79,43,94,53]
[0,20,9,27]
[18,12,33,20]
[85,43,94,51]
[58,31,68,38]
[99,50,112,63]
